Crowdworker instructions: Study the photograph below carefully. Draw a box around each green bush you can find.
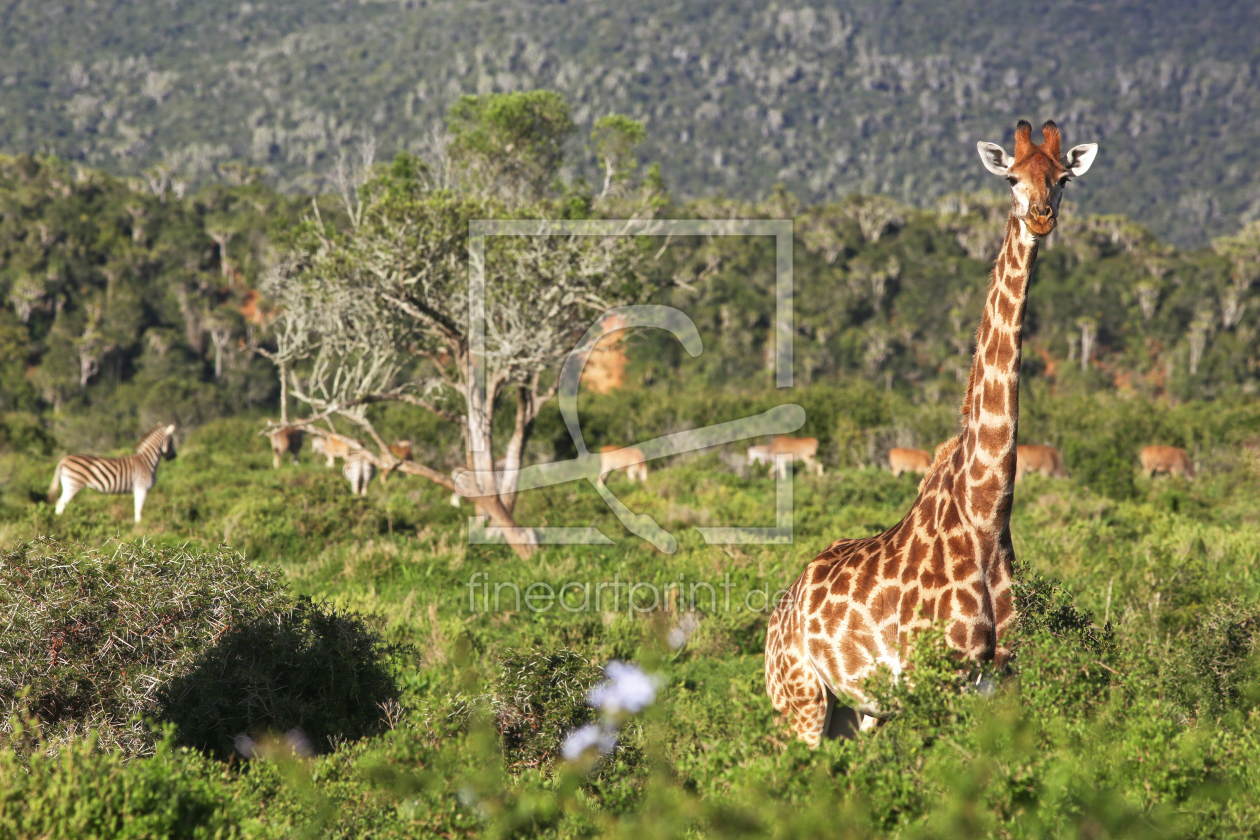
[0,727,240,839]
[158,597,409,760]
[491,649,603,774]
[0,538,288,756]
[1170,598,1260,720]
[0,412,56,457]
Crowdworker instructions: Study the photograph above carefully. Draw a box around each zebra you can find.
[343,450,376,496]
[48,424,177,522]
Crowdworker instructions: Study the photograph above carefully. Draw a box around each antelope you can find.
[266,426,303,468]
[1140,446,1195,479]
[311,433,354,467]
[381,439,413,484]
[888,447,932,477]
[599,445,648,483]
[750,436,823,478]
[1015,444,1067,481]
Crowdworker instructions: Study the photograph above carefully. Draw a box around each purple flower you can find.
[587,661,660,716]
[561,723,617,761]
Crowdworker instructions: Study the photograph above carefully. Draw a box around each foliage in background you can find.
[0,154,305,449]
[2,0,1258,246]
[0,88,1257,451]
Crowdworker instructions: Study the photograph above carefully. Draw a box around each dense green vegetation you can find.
[3,0,1258,245]
[0,400,1259,836]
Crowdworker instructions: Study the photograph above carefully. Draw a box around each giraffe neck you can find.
[957,214,1038,530]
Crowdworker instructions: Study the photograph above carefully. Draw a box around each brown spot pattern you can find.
[764,131,1057,742]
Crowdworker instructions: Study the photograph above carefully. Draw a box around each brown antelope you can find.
[266,426,303,469]
[1140,445,1195,479]
[381,440,413,484]
[888,447,931,477]
[599,445,648,483]
[1015,444,1067,481]
[750,436,823,478]
[311,433,353,467]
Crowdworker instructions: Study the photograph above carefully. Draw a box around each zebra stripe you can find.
[343,450,376,496]
[50,424,177,522]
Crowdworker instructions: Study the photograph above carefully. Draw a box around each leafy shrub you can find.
[1007,560,1116,713]
[0,537,287,756]
[864,626,978,736]
[0,412,56,456]
[1010,559,1114,656]
[0,726,239,839]
[491,649,603,773]
[158,597,409,760]
[1170,598,1260,720]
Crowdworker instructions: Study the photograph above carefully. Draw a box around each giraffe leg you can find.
[784,681,828,746]
[766,617,829,745]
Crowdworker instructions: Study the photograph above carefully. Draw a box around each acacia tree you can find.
[265,93,657,558]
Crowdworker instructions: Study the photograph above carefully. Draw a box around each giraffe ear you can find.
[1064,143,1098,177]
[976,142,1014,177]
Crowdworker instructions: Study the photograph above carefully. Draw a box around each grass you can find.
[1,397,1260,837]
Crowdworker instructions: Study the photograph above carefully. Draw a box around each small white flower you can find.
[561,723,617,761]
[667,627,687,649]
[284,728,314,758]
[587,661,661,716]
[234,734,257,759]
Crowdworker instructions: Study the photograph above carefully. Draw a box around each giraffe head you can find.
[977,120,1097,237]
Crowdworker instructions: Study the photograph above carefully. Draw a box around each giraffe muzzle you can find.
[1026,209,1056,236]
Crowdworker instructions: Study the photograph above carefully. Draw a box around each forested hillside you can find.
[2,0,1258,245]
[0,144,1256,454]
[0,155,311,449]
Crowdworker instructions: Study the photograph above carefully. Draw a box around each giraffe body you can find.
[765,120,1097,745]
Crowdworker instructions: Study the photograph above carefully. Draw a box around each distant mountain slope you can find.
[3,0,1258,245]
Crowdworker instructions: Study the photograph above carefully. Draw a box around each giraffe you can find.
[764,120,1098,745]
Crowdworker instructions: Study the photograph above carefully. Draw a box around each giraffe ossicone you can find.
[764,119,1098,745]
